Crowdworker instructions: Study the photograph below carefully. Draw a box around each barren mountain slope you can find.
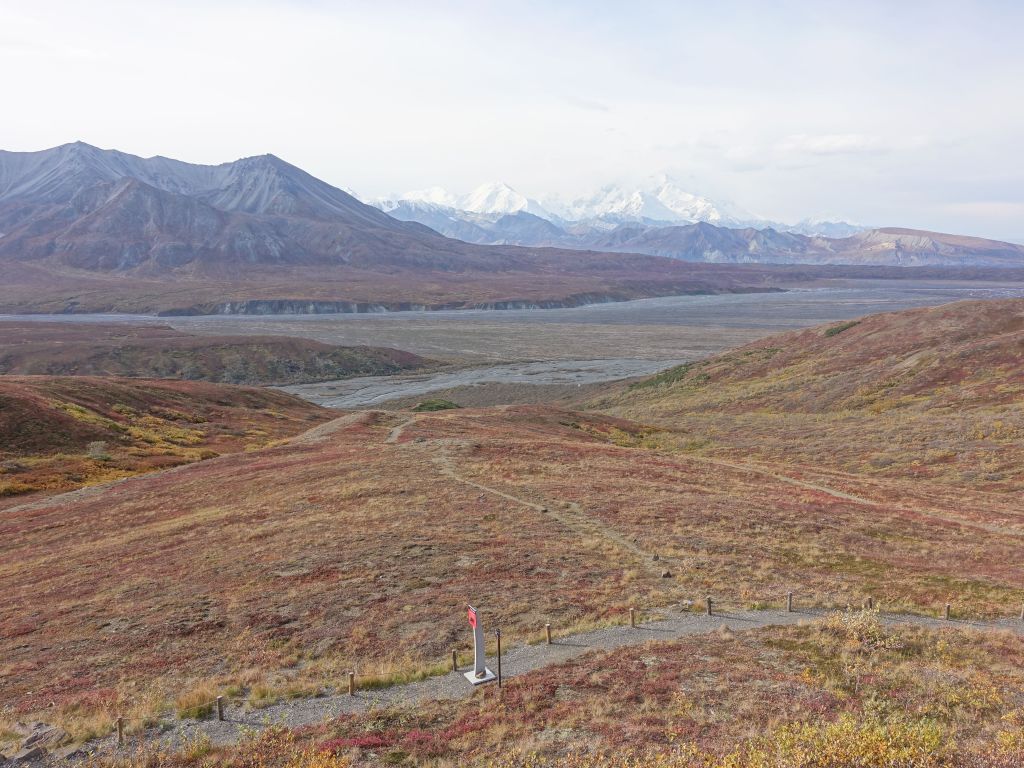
[5,145,1024,314]
[0,144,786,313]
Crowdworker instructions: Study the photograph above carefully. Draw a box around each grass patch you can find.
[174,683,219,719]
[411,398,461,412]
[629,362,699,390]
[824,319,862,337]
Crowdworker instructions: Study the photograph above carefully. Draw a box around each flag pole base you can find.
[464,668,496,685]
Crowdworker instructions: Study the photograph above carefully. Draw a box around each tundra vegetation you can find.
[2,299,1023,766]
[0,322,427,385]
[599,299,1024,492]
[0,376,332,504]
[73,613,1024,767]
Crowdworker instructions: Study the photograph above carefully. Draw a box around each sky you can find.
[2,0,1023,240]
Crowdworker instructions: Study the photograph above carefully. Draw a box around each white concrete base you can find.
[464,668,496,685]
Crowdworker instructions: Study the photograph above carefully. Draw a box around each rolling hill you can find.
[0,322,427,384]
[587,223,1024,267]
[0,376,331,504]
[4,299,1024,760]
[3,399,1023,743]
[598,298,1024,490]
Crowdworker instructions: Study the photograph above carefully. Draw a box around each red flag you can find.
[467,605,478,629]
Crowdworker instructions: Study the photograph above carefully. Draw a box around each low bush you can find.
[824,320,861,337]
[411,399,461,412]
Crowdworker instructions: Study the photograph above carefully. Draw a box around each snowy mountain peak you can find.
[459,181,549,218]
[403,186,460,208]
[548,175,755,226]
[362,175,861,237]
[647,177,738,224]
[557,185,680,223]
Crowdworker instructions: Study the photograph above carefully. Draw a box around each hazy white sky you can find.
[3,0,1023,239]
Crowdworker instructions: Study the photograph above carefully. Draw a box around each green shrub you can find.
[411,399,461,412]
[630,362,699,390]
[825,320,862,337]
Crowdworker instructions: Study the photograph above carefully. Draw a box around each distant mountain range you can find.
[368,179,1024,266]
[0,143,804,314]
[1,143,1023,315]
[370,176,866,241]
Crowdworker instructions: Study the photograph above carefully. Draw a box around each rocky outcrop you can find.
[0,723,70,763]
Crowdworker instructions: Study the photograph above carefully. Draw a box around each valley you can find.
[279,359,679,410]
[158,281,1024,361]
[4,149,1024,768]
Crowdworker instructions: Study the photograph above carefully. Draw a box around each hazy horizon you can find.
[3,0,1023,241]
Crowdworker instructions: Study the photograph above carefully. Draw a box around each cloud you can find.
[562,95,611,112]
[777,133,887,156]
[1,0,1021,240]
[942,201,1024,220]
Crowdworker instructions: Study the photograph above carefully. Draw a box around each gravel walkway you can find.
[76,606,1024,759]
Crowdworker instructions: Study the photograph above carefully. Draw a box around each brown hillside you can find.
[600,299,1024,489]
[2,405,1022,739]
[0,376,332,503]
[0,322,427,384]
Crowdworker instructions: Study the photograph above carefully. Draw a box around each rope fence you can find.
[109,676,361,746]
[107,592,1024,747]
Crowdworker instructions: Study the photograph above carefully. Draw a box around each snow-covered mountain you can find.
[367,175,857,232]
[460,181,551,218]
[372,182,549,219]
[784,218,866,238]
[363,175,865,249]
[396,186,460,209]
[543,175,756,227]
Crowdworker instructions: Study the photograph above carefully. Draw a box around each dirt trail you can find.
[696,456,879,505]
[385,414,418,444]
[292,412,375,444]
[434,450,657,567]
[686,454,1024,538]
[378,410,662,572]
[91,606,1024,757]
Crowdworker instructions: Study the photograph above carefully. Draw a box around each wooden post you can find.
[706,597,712,616]
[944,603,951,621]
[866,596,874,610]
[495,628,502,688]
[1020,603,1023,621]
[545,623,552,644]
[452,649,458,672]
[116,716,124,747]
[787,592,793,613]
[348,671,355,696]
[629,607,636,628]
[216,695,224,721]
